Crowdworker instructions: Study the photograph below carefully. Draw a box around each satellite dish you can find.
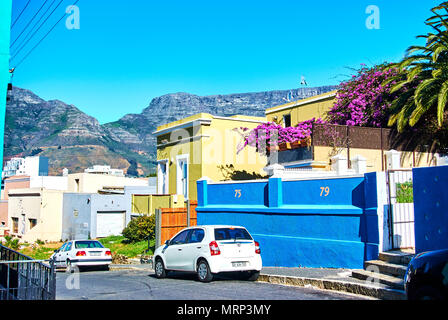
[301,76,308,86]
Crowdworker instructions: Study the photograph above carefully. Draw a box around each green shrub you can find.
[122,215,156,243]
[396,181,413,203]
[2,235,20,250]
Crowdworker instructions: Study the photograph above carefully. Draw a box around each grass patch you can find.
[16,236,154,261]
[18,242,62,260]
[98,236,154,258]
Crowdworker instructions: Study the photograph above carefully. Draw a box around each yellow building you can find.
[131,194,185,215]
[265,91,337,126]
[154,113,268,201]
[155,91,438,203]
[264,90,435,172]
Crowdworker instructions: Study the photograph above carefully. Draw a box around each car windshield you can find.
[75,240,104,249]
[214,228,252,241]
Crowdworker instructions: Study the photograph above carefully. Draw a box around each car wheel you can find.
[197,260,213,283]
[413,285,445,300]
[154,258,167,279]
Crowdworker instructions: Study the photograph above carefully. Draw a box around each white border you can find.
[157,159,169,195]
[176,154,189,200]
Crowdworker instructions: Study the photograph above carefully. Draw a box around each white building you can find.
[84,165,124,177]
[2,156,49,179]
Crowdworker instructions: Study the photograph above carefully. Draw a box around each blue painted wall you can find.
[197,173,380,269]
[0,1,12,179]
[413,166,448,253]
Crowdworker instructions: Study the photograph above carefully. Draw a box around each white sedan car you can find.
[153,225,262,282]
[51,240,112,272]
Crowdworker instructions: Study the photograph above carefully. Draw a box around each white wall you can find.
[375,172,393,252]
[30,176,68,191]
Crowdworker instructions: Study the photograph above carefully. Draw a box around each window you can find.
[75,240,104,249]
[65,242,72,251]
[12,217,18,233]
[188,229,205,243]
[59,243,67,252]
[170,230,191,245]
[29,219,37,230]
[75,179,80,192]
[283,114,291,128]
[214,228,252,241]
[157,160,169,194]
[176,155,189,199]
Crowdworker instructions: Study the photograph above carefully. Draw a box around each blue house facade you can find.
[196,173,381,269]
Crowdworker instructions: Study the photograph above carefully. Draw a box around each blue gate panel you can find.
[413,166,448,253]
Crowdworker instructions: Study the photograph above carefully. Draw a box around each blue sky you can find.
[8,0,440,124]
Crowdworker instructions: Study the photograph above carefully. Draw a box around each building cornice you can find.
[153,119,212,137]
[265,91,337,115]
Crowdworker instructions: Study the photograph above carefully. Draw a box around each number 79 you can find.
[320,187,330,197]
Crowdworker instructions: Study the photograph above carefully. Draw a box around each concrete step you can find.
[351,269,404,290]
[364,260,407,278]
[379,251,414,266]
[258,273,406,300]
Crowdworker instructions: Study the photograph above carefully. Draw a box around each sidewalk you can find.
[259,267,406,300]
[108,263,406,300]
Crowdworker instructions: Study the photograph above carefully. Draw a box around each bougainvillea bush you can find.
[327,63,400,128]
[237,63,403,154]
[236,118,326,155]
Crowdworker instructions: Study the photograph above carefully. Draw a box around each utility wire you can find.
[10,0,32,29]
[10,0,51,49]
[13,0,81,69]
[10,0,64,63]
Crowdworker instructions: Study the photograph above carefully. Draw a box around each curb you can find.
[109,264,153,271]
[257,274,406,300]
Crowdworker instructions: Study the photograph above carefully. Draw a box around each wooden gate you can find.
[155,200,197,248]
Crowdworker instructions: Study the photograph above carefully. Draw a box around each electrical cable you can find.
[10,0,51,48]
[10,0,65,63]
[12,0,81,69]
[11,0,32,29]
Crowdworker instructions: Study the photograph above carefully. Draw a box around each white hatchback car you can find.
[51,240,112,272]
[153,225,262,282]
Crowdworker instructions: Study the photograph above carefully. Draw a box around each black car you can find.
[405,249,448,300]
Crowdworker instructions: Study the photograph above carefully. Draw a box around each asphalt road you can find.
[56,268,370,300]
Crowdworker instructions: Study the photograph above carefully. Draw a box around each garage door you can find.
[96,211,125,238]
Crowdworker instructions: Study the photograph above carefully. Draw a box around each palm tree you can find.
[385,2,448,133]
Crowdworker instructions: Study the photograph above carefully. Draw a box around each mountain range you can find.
[4,85,337,176]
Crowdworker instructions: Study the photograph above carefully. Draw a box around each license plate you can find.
[232,262,247,268]
[90,252,101,256]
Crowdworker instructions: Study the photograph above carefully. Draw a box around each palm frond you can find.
[437,79,448,126]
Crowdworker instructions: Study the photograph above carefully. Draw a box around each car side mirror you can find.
[54,249,59,253]
[165,240,170,246]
